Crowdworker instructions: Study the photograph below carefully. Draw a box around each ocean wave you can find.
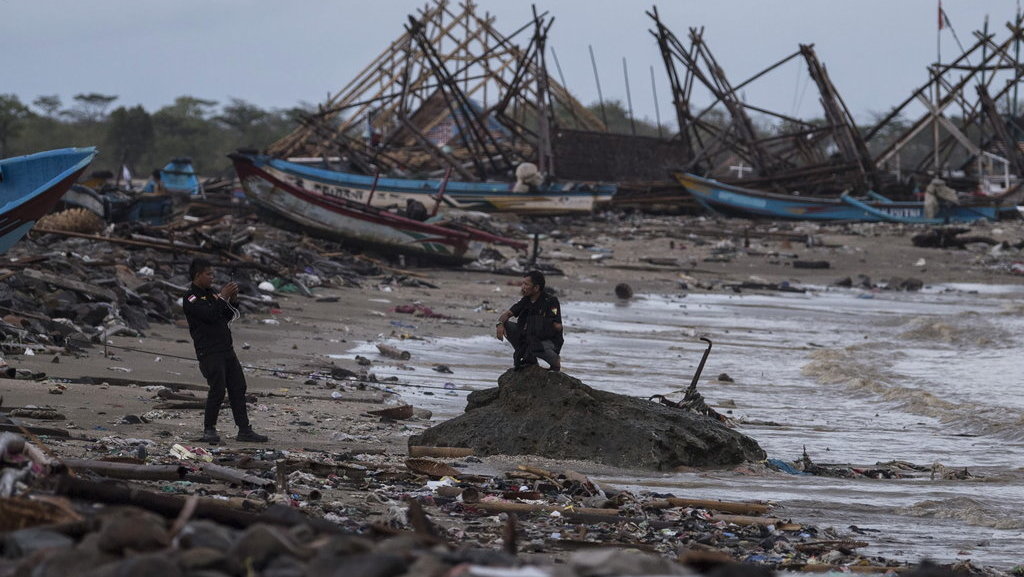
[896,313,1005,346]
[895,497,1024,529]
[801,349,1024,442]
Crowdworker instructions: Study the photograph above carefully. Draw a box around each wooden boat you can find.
[235,152,614,215]
[229,153,527,265]
[158,157,203,196]
[0,147,98,253]
[676,172,1001,224]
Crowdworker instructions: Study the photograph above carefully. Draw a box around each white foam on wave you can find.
[896,497,1024,529]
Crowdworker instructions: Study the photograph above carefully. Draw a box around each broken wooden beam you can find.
[644,497,771,516]
[469,501,621,517]
[407,446,474,458]
[53,475,264,529]
[31,228,210,255]
[200,462,275,488]
[376,343,411,360]
[21,269,116,302]
[62,458,187,481]
[0,423,70,438]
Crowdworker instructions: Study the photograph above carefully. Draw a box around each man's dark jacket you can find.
[509,290,563,353]
[183,284,237,358]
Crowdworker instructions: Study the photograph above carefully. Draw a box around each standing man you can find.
[183,258,268,443]
[495,270,563,371]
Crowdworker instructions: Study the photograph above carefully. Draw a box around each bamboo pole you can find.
[644,497,771,516]
[712,513,791,527]
[61,459,187,481]
[408,446,474,458]
[200,463,275,488]
[53,475,265,529]
[376,343,411,360]
[470,501,620,517]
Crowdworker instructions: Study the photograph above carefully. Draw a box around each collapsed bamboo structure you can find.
[651,6,1024,200]
[269,0,602,182]
[269,1,1024,209]
[649,7,881,196]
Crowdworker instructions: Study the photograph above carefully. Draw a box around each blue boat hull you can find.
[676,173,999,223]
[239,153,615,215]
[160,158,202,196]
[0,148,98,253]
[230,153,526,265]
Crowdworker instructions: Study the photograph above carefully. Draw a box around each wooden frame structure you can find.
[269,0,602,181]
[866,20,1024,195]
[649,7,879,195]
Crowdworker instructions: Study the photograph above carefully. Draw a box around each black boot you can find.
[236,428,269,442]
[200,428,220,444]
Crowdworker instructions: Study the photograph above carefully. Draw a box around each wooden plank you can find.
[0,423,70,438]
[21,268,116,301]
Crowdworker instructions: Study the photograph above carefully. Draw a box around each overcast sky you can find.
[4,1,1018,125]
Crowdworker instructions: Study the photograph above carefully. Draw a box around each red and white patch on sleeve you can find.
[187,295,197,302]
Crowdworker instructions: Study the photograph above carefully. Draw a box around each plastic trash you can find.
[766,458,809,475]
[170,444,213,462]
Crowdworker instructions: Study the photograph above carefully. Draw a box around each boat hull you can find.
[676,173,999,223]
[231,154,524,265]
[248,154,614,215]
[0,148,98,253]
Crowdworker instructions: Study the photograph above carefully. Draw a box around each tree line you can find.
[0,92,670,179]
[3,91,925,183]
[0,93,306,178]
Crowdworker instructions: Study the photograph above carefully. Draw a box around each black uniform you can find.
[183,284,250,431]
[505,290,563,368]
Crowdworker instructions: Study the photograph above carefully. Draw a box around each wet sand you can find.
[4,213,1024,569]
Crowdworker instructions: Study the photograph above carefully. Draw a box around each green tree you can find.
[32,95,63,119]
[0,94,32,157]
[68,93,119,123]
[149,96,220,173]
[107,105,154,173]
[584,99,664,137]
[216,98,268,132]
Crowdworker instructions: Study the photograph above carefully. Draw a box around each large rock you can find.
[409,367,765,470]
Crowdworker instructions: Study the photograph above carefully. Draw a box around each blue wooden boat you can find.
[0,147,97,253]
[230,153,527,265]
[675,172,1001,223]
[236,152,615,215]
[158,157,203,196]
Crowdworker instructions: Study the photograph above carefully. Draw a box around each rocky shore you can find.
[3,211,1024,576]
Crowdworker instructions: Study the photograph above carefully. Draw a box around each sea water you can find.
[349,284,1024,569]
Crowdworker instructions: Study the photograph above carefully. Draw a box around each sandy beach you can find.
[3,213,1024,573]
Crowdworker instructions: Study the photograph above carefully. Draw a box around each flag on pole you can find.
[938,0,948,30]
[121,164,133,191]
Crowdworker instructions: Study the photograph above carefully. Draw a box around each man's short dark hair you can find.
[525,270,545,290]
[189,258,213,282]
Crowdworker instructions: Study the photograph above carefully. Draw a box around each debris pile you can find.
[0,214,449,354]
[1,424,994,576]
[410,367,766,470]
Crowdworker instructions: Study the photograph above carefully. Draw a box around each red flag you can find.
[938,1,947,30]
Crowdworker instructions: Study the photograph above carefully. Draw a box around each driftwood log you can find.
[62,458,186,481]
[376,343,411,360]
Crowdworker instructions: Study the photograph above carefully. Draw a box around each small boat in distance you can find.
[0,147,98,253]
[157,157,203,196]
[676,172,1002,224]
[236,152,614,215]
[230,153,527,265]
